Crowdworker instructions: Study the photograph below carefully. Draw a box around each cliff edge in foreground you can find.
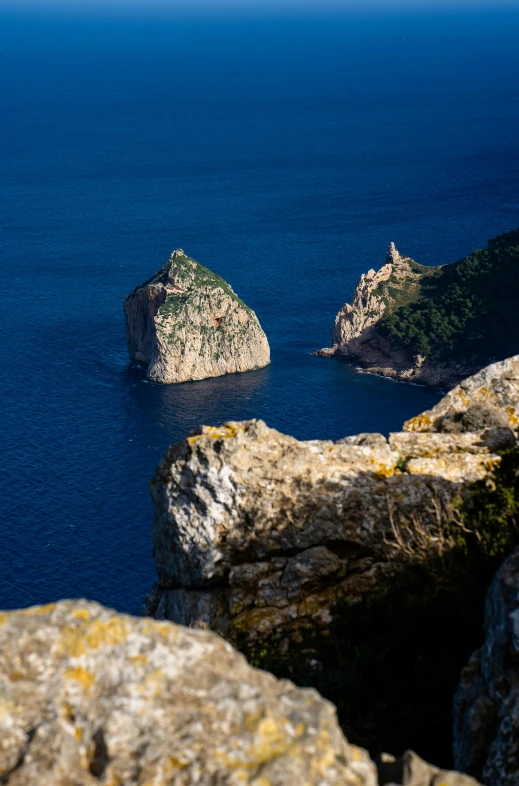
[317,229,519,388]
[124,249,270,384]
[145,355,519,762]
[146,355,519,648]
[0,600,480,785]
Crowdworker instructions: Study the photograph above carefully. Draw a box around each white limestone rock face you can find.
[0,600,377,786]
[124,249,270,384]
[145,355,518,647]
[316,243,475,389]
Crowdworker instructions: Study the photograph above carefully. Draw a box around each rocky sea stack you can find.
[124,250,270,384]
[317,229,519,388]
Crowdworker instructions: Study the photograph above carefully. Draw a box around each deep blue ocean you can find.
[2,8,519,614]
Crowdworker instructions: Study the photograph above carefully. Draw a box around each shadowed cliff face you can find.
[124,250,270,384]
[454,547,519,786]
[145,355,519,766]
[124,284,168,365]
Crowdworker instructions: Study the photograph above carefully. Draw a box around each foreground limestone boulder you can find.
[124,249,270,384]
[453,547,519,785]
[0,601,483,785]
[144,357,519,648]
[0,600,376,786]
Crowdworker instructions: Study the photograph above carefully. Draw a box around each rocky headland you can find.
[316,229,519,388]
[145,355,519,646]
[124,250,270,384]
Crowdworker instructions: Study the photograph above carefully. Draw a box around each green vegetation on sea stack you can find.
[378,228,519,362]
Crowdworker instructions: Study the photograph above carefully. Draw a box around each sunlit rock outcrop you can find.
[145,356,519,650]
[316,242,476,388]
[124,249,270,384]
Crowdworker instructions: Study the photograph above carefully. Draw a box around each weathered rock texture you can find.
[404,355,519,434]
[0,600,482,785]
[145,356,519,650]
[124,249,270,384]
[453,547,519,786]
[0,600,376,786]
[316,243,475,388]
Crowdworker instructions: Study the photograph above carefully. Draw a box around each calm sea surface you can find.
[2,9,519,613]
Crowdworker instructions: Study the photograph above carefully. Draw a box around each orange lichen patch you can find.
[456,391,472,408]
[167,756,190,771]
[140,618,175,639]
[214,716,299,770]
[403,414,432,432]
[369,459,395,478]
[72,609,91,621]
[0,613,7,627]
[474,386,492,402]
[506,406,519,426]
[8,672,24,682]
[75,727,83,741]
[57,626,87,657]
[188,424,242,444]
[65,666,95,690]
[85,618,129,650]
[57,617,129,657]
[128,654,149,666]
[309,731,338,775]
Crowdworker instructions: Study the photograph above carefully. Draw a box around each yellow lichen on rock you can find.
[0,600,377,786]
[147,359,517,648]
[64,666,95,691]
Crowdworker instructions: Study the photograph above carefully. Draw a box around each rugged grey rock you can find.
[124,249,270,384]
[145,356,519,649]
[0,600,377,786]
[453,547,519,785]
[0,600,482,785]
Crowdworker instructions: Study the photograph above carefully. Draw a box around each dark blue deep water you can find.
[2,8,519,614]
